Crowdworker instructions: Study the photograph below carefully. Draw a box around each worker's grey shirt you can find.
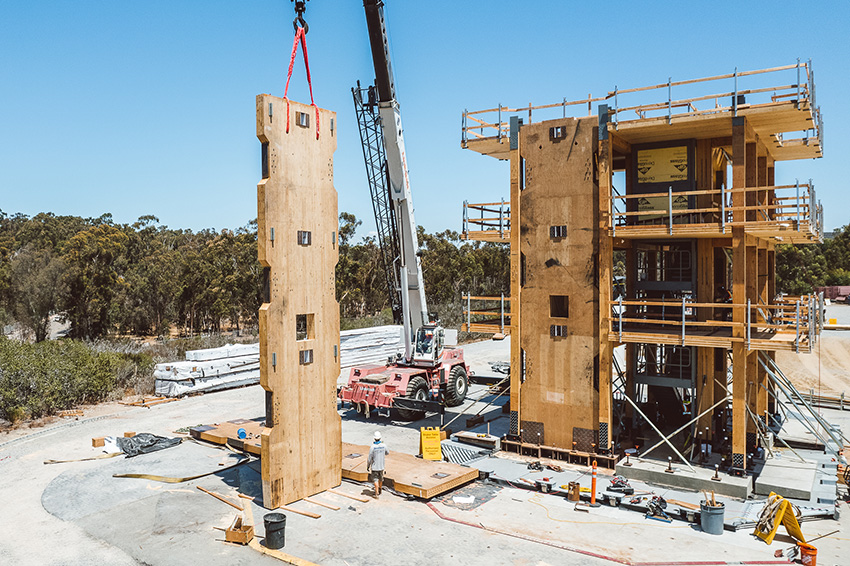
[367,442,389,471]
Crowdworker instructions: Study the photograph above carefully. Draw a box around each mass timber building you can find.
[461,62,824,474]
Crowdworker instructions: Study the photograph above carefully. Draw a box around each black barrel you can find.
[263,512,287,549]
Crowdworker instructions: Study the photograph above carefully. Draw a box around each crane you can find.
[338,0,469,419]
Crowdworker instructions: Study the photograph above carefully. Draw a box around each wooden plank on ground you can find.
[328,489,370,503]
[279,506,321,520]
[248,537,319,566]
[302,497,339,511]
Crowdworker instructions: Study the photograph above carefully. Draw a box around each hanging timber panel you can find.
[515,116,600,450]
[257,95,341,508]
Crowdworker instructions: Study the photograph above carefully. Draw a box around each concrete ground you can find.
[2,337,848,565]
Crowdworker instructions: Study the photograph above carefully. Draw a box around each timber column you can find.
[731,116,749,471]
[597,107,613,452]
[257,95,342,508]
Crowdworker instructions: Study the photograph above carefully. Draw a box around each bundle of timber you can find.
[155,326,402,396]
[339,325,402,369]
[154,344,260,397]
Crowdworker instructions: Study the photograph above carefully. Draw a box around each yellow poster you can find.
[637,146,689,183]
[420,427,443,461]
[637,194,689,221]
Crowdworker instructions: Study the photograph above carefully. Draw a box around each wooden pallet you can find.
[190,420,477,499]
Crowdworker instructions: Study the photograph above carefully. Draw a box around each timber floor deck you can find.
[611,324,812,352]
[190,419,478,499]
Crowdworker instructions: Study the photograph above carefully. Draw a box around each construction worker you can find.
[366,431,389,496]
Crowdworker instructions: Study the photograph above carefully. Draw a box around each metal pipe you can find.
[744,401,774,458]
[721,183,726,233]
[640,395,730,460]
[682,295,686,345]
[760,356,843,450]
[667,77,672,124]
[747,299,751,351]
[497,105,502,142]
[621,393,697,473]
[466,293,471,331]
[499,198,504,239]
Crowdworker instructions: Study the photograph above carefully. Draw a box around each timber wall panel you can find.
[257,95,341,508]
[515,117,600,449]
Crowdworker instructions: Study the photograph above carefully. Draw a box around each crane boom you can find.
[361,0,428,362]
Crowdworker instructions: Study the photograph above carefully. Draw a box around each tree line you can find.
[0,210,510,342]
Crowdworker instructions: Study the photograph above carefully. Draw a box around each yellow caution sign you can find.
[754,492,806,545]
[420,427,442,461]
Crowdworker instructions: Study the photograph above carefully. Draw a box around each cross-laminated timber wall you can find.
[508,116,611,451]
[256,95,341,509]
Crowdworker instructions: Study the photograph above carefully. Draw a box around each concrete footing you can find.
[616,457,753,499]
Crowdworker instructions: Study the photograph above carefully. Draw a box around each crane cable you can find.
[283,2,320,139]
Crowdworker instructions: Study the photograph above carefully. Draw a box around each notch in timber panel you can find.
[296,314,315,341]
[261,142,270,179]
[299,349,314,365]
[297,230,312,246]
[295,111,310,128]
[262,267,271,303]
[549,225,567,239]
[549,125,567,142]
[550,295,569,318]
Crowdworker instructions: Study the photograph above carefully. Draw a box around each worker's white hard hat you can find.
[374,431,382,441]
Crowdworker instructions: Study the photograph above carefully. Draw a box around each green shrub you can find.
[0,336,152,420]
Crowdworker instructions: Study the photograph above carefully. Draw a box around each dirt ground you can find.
[776,303,850,397]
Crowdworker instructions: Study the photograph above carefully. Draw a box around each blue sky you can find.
[2,1,848,237]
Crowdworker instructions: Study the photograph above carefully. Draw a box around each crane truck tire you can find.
[395,375,428,420]
[445,365,468,407]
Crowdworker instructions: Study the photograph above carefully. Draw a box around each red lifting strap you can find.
[283,26,320,139]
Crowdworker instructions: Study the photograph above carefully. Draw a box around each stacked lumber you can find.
[154,344,260,397]
[155,326,402,397]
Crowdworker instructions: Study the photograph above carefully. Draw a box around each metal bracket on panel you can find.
[509,116,523,150]
[598,104,609,140]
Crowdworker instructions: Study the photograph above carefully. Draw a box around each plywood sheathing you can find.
[513,116,601,450]
[256,95,341,508]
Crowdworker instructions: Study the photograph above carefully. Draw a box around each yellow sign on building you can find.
[637,146,689,184]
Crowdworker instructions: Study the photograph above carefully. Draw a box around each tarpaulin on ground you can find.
[116,433,182,457]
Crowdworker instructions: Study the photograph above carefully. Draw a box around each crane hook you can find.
[291,0,309,33]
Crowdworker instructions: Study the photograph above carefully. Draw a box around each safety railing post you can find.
[497,105,502,143]
[668,186,674,235]
[796,58,800,108]
[795,180,800,229]
[682,296,687,345]
[499,198,504,239]
[611,191,616,237]
[500,293,505,335]
[462,110,467,147]
[795,299,800,353]
[618,296,623,342]
[733,67,738,117]
[747,299,751,351]
[614,86,619,129]
[809,179,815,229]
[463,200,468,235]
[721,183,726,233]
[466,293,471,331]
[667,77,672,124]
